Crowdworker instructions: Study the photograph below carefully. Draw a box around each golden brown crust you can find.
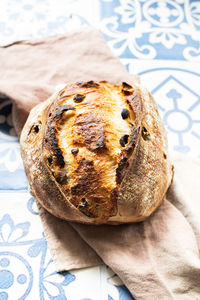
[20,81,173,224]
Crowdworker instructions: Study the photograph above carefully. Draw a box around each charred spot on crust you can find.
[116,155,129,184]
[73,114,106,150]
[73,94,85,103]
[29,121,42,135]
[121,108,130,119]
[71,159,96,196]
[110,187,118,207]
[95,131,106,149]
[119,134,129,147]
[126,92,142,125]
[71,148,79,155]
[70,158,117,218]
[77,198,93,216]
[80,81,100,88]
[122,82,133,89]
[163,152,167,159]
[79,198,88,208]
[125,126,139,153]
[33,124,40,133]
[53,105,75,121]
[45,105,76,168]
[142,126,151,141]
[122,89,133,96]
[78,206,96,218]
[47,156,53,165]
[45,125,65,168]
[27,122,42,144]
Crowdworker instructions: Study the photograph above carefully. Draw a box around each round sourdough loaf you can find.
[20,81,173,224]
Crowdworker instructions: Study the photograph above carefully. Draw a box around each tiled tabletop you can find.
[0,1,200,299]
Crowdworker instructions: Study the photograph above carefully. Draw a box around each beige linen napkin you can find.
[1,29,200,299]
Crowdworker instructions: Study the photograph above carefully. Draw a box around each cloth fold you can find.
[0,28,138,134]
[1,29,200,300]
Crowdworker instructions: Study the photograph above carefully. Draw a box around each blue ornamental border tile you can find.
[137,67,200,157]
[0,212,75,299]
[100,0,200,61]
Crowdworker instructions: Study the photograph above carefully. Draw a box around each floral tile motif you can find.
[151,73,200,156]
[0,192,74,300]
[1,0,200,61]
[125,59,200,158]
[100,0,200,60]
[0,192,103,300]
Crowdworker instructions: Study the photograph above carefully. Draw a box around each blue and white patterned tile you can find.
[0,0,100,46]
[0,0,200,299]
[1,0,200,61]
[99,0,200,61]
[0,190,132,300]
[124,59,200,158]
[0,191,103,300]
[100,266,135,300]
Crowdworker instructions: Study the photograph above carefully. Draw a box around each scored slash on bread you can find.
[20,81,173,224]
